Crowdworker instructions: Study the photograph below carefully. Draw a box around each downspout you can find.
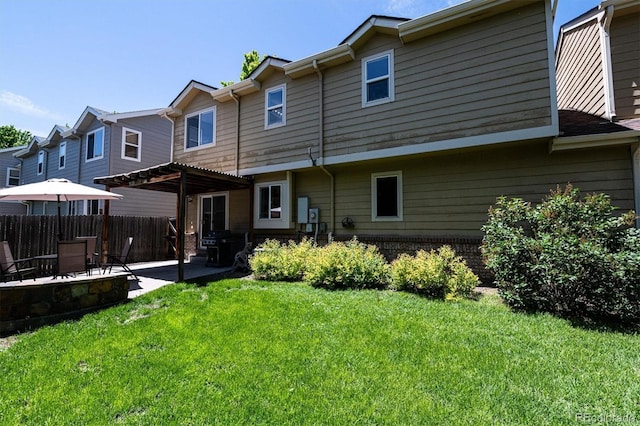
[599,4,616,120]
[229,89,240,176]
[313,59,335,234]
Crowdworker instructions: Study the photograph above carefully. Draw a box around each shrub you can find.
[249,238,315,281]
[390,246,479,299]
[481,184,640,327]
[304,238,389,290]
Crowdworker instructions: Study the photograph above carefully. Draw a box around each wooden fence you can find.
[0,215,173,264]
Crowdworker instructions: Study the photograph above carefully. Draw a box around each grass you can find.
[1,279,639,425]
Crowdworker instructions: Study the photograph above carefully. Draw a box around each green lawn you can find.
[1,279,639,425]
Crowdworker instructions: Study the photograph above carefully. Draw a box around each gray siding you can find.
[0,147,26,215]
[290,141,634,238]
[108,115,173,174]
[610,11,640,119]
[79,118,109,189]
[556,18,606,116]
[109,187,177,217]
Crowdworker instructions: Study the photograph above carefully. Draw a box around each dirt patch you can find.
[0,335,19,351]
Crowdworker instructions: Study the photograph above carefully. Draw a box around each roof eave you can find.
[284,44,356,79]
[551,130,640,152]
[211,79,262,102]
[399,0,539,43]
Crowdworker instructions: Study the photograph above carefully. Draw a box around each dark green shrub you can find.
[390,246,479,299]
[304,238,389,290]
[481,185,640,327]
[249,238,315,281]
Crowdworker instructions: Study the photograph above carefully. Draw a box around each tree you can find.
[0,125,32,148]
[220,50,267,87]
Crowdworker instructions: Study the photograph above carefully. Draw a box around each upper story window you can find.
[122,127,142,161]
[59,142,66,169]
[6,167,19,186]
[265,84,286,129]
[362,50,395,108]
[37,151,45,175]
[371,171,403,221]
[86,128,104,161]
[185,108,215,150]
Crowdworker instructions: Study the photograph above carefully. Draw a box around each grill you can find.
[201,230,233,266]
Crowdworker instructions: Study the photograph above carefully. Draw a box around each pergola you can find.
[95,162,253,281]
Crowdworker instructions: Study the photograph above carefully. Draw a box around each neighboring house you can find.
[14,106,176,217]
[555,0,640,221]
[97,0,639,279]
[0,144,29,215]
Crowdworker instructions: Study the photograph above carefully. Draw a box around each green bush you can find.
[249,238,315,281]
[390,246,479,299]
[481,185,640,327]
[303,238,389,290]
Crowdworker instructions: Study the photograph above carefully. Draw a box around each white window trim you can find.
[121,127,142,162]
[6,167,19,187]
[362,49,395,108]
[371,171,403,222]
[254,179,291,229]
[86,127,105,162]
[184,107,216,152]
[37,151,45,175]
[264,84,287,130]
[59,141,66,170]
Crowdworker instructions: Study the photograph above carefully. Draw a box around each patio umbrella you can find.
[0,178,123,240]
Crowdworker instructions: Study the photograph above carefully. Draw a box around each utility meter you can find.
[308,208,319,224]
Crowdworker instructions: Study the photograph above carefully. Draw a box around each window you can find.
[122,127,142,161]
[86,128,104,161]
[6,167,19,186]
[185,108,215,150]
[86,199,102,215]
[37,151,45,175]
[265,84,286,129]
[371,171,403,221]
[362,50,394,107]
[67,200,78,215]
[59,142,66,169]
[254,180,290,229]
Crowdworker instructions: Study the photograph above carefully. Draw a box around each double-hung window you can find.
[122,127,142,161]
[86,128,104,161]
[6,167,19,186]
[59,142,66,169]
[37,151,45,175]
[362,50,395,107]
[185,108,215,150]
[371,171,403,221]
[265,84,286,129]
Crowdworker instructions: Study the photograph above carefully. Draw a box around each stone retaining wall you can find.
[0,274,129,336]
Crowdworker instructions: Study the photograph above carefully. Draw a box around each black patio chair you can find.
[103,236,138,280]
[0,241,36,282]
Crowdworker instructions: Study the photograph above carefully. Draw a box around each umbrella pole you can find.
[57,195,63,241]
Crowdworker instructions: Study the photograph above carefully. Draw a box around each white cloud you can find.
[0,91,63,120]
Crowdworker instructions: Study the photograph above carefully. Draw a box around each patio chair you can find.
[75,236,99,275]
[231,232,252,272]
[0,241,36,282]
[103,236,138,280]
[55,240,87,278]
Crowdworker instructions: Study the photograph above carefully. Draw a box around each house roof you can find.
[14,135,46,158]
[167,80,217,113]
[99,108,166,124]
[61,106,109,138]
[559,110,640,136]
[94,162,253,195]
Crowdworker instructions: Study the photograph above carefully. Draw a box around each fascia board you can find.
[551,130,640,151]
[99,108,165,123]
[284,45,355,78]
[170,81,218,110]
[210,79,261,102]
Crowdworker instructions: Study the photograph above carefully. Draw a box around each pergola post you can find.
[177,171,187,282]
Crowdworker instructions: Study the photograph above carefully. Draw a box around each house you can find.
[0,144,29,215]
[15,106,176,217]
[554,0,640,222]
[96,0,639,280]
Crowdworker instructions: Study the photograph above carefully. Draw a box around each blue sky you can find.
[0,0,598,138]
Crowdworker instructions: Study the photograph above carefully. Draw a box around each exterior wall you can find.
[0,147,26,215]
[323,2,552,159]
[556,18,606,116]
[79,118,109,189]
[610,10,640,119]
[107,115,173,174]
[238,73,320,171]
[109,187,177,217]
[173,91,237,172]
